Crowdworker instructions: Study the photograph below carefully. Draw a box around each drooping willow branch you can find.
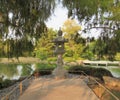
[82,26,118,32]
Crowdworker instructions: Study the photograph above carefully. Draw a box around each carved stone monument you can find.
[52,29,68,79]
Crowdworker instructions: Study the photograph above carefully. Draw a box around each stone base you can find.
[52,67,68,79]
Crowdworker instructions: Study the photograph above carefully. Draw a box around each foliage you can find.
[33,63,59,76]
[62,18,81,39]
[3,39,35,58]
[115,52,120,61]
[34,28,56,60]
[107,1,120,21]
[114,30,120,52]
[74,34,86,45]
[0,0,56,37]
[0,79,12,89]
[62,0,120,61]
[68,65,113,80]
[63,57,76,62]
[93,35,118,60]
[81,42,95,60]
[62,0,114,23]
[0,0,56,58]
[62,18,83,60]
[35,63,56,70]
[47,57,57,62]
[21,64,32,76]
[81,50,94,60]
[0,0,119,60]
[35,49,48,60]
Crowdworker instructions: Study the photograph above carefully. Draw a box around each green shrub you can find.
[33,63,57,75]
[47,57,57,62]
[35,50,48,60]
[64,50,74,57]
[0,79,12,89]
[63,57,76,62]
[81,51,94,60]
[64,65,70,70]
[68,65,113,80]
[115,52,120,61]
[35,63,56,70]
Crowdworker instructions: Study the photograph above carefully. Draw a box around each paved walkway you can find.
[18,77,99,100]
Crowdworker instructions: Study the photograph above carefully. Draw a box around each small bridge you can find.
[83,60,120,67]
[1,71,120,100]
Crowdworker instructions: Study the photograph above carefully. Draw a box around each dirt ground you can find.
[0,57,40,63]
[18,77,99,100]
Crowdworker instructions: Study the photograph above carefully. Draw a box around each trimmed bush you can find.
[35,63,56,70]
[47,57,57,62]
[0,79,13,89]
[115,52,120,61]
[63,57,76,62]
[68,65,113,81]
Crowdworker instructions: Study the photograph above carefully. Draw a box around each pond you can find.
[105,66,120,78]
[0,63,120,81]
[92,66,120,78]
[0,63,56,81]
[0,63,36,81]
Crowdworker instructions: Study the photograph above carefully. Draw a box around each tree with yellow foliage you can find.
[62,18,81,40]
[62,18,83,60]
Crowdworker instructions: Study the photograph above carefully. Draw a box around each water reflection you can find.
[11,65,22,80]
[0,63,120,81]
[0,64,35,81]
[92,66,120,78]
[106,67,120,78]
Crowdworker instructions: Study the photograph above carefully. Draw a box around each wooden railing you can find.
[1,76,33,100]
[83,61,120,67]
[1,70,119,100]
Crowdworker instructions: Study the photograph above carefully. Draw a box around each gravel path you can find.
[0,82,19,99]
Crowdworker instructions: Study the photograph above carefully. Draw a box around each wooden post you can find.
[6,95,9,100]
[19,82,23,95]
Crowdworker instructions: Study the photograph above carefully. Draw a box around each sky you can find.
[45,3,100,38]
[46,3,68,30]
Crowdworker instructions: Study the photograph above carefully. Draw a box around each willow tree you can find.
[0,0,56,58]
[62,0,120,60]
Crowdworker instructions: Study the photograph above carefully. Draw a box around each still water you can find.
[105,66,120,78]
[0,63,120,81]
[92,66,120,78]
[0,64,36,80]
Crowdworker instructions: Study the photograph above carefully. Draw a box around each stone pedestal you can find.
[52,54,67,79]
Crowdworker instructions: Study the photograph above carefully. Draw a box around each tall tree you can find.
[62,0,120,60]
[62,0,119,34]
[62,18,83,59]
[34,28,56,60]
[0,0,56,58]
[0,0,56,37]
[62,18,81,39]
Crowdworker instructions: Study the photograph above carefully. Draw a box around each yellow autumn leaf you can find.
[62,18,81,35]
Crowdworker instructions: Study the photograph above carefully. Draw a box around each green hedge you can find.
[68,65,113,81]
[115,52,120,61]
[35,63,56,70]
[0,79,13,89]
[47,57,57,62]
